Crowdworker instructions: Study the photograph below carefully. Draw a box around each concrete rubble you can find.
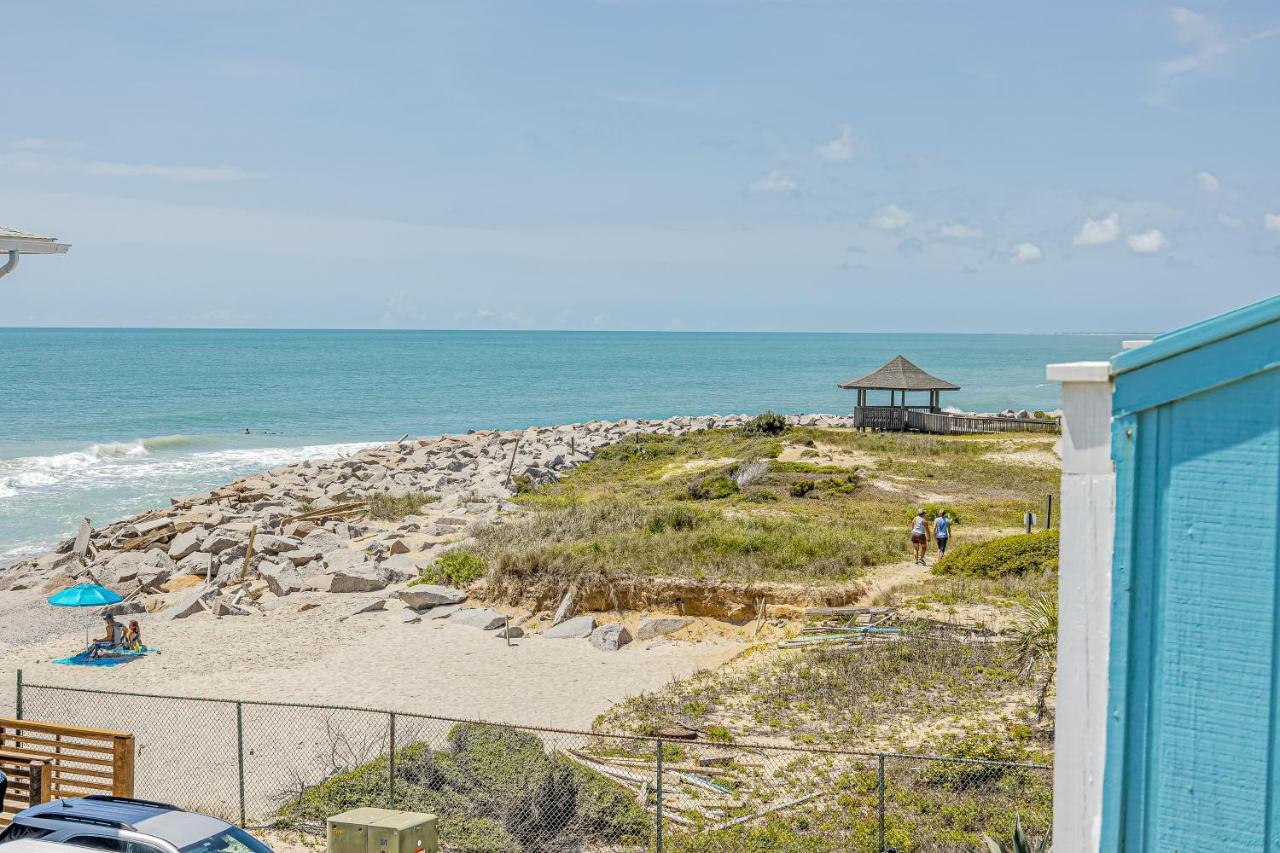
[0,413,857,620]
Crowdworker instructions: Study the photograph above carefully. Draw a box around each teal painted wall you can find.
[1103,297,1280,850]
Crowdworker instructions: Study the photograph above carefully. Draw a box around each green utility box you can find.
[328,809,438,853]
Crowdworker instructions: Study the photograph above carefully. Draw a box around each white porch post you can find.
[1046,361,1114,852]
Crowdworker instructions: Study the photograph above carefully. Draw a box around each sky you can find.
[1,0,1278,333]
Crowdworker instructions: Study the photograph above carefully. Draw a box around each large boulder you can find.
[323,549,373,573]
[447,607,506,630]
[253,535,297,554]
[302,530,345,553]
[200,531,240,555]
[177,552,214,577]
[544,615,595,639]
[589,624,632,651]
[397,585,467,609]
[167,530,203,560]
[327,565,389,594]
[636,617,692,641]
[285,547,321,567]
[551,590,576,625]
[167,587,216,620]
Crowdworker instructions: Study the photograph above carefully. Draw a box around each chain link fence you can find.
[15,675,1051,852]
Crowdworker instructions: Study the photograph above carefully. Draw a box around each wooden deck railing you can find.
[0,753,50,825]
[0,718,134,813]
[855,406,1060,435]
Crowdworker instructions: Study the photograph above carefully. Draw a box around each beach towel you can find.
[54,647,157,668]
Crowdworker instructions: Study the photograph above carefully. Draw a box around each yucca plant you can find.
[982,815,1051,853]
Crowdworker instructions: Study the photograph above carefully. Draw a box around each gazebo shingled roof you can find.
[838,355,960,391]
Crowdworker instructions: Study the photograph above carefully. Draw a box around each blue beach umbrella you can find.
[48,584,124,651]
[48,584,123,608]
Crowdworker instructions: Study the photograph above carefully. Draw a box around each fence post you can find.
[388,712,397,807]
[877,753,886,852]
[15,668,22,720]
[235,701,246,827]
[1045,494,1053,529]
[655,738,664,853]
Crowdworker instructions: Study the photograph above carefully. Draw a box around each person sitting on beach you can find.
[910,509,930,566]
[122,619,142,652]
[934,510,952,560]
[88,615,123,656]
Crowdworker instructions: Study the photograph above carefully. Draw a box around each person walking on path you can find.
[910,509,930,565]
[934,510,952,560]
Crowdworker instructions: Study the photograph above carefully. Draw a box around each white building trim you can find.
[1047,360,1114,853]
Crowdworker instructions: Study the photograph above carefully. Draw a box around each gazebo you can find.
[0,226,71,282]
[838,355,960,431]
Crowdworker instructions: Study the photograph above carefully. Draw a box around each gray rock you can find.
[200,531,240,554]
[259,562,303,597]
[254,534,297,554]
[447,607,506,630]
[285,547,321,567]
[397,585,467,609]
[552,589,576,626]
[400,608,422,624]
[544,615,595,639]
[177,552,214,577]
[99,601,146,618]
[168,530,203,560]
[302,530,345,552]
[324,549,375,574]
[342,598,387,619]
[426,603,463,620]
[635,617,693,641]
[328,566,389,594]
[589,624,633,651]
[497,625,524,639]
[211,598,250,617]
[167,588,215,620]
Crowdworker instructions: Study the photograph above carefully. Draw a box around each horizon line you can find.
[0,325,1147,337]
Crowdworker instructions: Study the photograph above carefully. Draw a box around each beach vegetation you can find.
[412,550,489,587]
[934,530,1059,578]
[741,411,789,436]
[277,722,648,852]
[366,491,440,520]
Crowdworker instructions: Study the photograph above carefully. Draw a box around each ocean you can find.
[0,328,1125,563]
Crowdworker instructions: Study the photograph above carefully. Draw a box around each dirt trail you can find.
[854,558,933,605]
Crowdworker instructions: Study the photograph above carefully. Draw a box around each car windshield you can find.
[179,828,272,853]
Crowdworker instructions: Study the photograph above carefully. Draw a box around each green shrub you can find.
[278,723,648,852]
[412,550,488,587]
[934,529,1058,578]
[366,491,440,520]
[789,481,816,498]
[741,411,789,436]
[686,475,739,500]
[1032,410,1049,420]
[513,475,534,495]
[744,489,779,503]
[908,503,961,524]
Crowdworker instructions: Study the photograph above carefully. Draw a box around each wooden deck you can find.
[853,406,1060,435]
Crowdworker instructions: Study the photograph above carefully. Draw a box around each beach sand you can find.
[0,590,743,727]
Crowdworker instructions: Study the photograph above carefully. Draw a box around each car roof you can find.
[21,797,234,847]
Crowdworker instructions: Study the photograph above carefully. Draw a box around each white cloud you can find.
[1073,212,1122,246]
[1265,213,1280,232]
[1195,170,1221,192]
[817,125,858,162]
[1011,242,1042,264]
[1162,7,1280,77]
[0,145,258,184]
[81,161,257,183]
[1126,229,1170,254]
[935,223,984,240]
[868,204,912,230]
[1218,213,1243,228]
[748,170,798,193]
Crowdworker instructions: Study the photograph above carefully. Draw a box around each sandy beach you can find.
[0,588,745,727]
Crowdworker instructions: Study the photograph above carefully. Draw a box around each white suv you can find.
[0,796,272,853]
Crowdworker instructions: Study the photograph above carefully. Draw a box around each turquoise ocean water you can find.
[0,328,1125,563]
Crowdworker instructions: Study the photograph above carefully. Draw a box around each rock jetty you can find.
[0,414,857,623]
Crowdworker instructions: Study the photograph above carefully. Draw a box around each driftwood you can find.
[709,790,829,831]
[279,501,369,529]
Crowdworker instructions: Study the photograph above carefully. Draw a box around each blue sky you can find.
[2,0,1278,332]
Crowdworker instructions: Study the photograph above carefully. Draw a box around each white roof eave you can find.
[0,236,71,254]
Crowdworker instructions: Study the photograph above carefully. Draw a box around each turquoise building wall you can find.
[1102,295,1280,849]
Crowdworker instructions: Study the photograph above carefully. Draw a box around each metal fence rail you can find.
[15,675,1052,852]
